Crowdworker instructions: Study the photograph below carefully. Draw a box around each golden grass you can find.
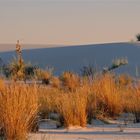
[38,73,139,125]
[121,84,140,122]
[51,77,61,88]
[0,83,38,140]
[118,74,132,86]
[2,43,140,137]
[60,72,80,91]
[38,87,62,119]
[91,74,123,117]
[0,79,5,92]
[57,89,87,127]
[38,84,88,127]
[0,72,140,139]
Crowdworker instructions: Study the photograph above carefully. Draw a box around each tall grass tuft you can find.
[122,85,140,122]
[92,73,123,118]
[60,72,80,92]
[0,83,38,140]
[57,88,87,127]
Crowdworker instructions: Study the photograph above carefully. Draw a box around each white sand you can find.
[29,121,140,140]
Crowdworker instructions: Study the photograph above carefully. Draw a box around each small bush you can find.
[35,68,53,85]
[136,34,140,41]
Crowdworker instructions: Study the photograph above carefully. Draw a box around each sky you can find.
[0,0,140,47]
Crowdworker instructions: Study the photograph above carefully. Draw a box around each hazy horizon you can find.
[0,41,131,52]
[0,0,140,50]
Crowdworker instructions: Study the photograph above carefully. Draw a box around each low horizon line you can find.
[0,41,132,46]
[0,41,137,53]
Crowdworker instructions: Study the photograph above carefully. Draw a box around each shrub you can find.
[11,61,25,80]
[136,34,140,41]
[81,65,97,79]
[2,41,38,81]
[35,67,53,85]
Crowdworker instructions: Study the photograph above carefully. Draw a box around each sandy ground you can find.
[29,121,140,140]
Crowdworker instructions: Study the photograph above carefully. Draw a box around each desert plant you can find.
[86,90,97,123]
[38,83,88,127]
[81,65,97,79]
[51,76,61,88]
[24,64,39,80]
[2,41,38,81]
[92,73,123,117]
[2,41,25,80]
[35,67,53,85]
[57,89,87,127]
[9,58,26,80]
[0,58,4,76]
[136,34,140,41]
[103,58,128,72]
[38,87,61,119]
[0,78,5,92]
[60,71,80,92]
[122,85,140,123]
[0,83,38,140]
[117,74,132,87]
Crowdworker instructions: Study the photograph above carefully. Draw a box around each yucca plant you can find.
[9,58,26,80]
[103,57,128,72]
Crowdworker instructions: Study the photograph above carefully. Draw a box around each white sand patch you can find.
[29,121,140,140]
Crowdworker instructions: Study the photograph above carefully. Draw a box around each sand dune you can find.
[0,42,140,75]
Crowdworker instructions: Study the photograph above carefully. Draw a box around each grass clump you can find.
[57,89,87,127]
[122,85,140,123]
[92,74,123,118]
[0,83,38,140]
[60,72,80,92]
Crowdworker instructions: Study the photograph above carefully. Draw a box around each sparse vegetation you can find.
[0,42,140,139]
[2,41,38,81]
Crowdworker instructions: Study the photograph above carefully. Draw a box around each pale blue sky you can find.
[0,0,140,46]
